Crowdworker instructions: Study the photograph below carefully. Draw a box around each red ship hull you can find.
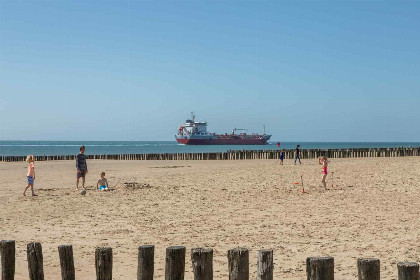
[176,138,270,145]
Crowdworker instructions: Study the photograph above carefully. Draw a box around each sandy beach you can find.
[0,157,419,279]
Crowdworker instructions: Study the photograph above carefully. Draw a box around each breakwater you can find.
[1,240,419,280]
[0,147,419,162]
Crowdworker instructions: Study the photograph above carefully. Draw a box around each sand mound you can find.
[120,182,152,190]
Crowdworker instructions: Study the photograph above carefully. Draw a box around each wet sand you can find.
[0,157,419,279]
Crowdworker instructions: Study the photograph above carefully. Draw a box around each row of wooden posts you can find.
[1,240,419,280]
[1,147,419,162]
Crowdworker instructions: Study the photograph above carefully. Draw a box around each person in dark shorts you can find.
[280,149,285,165]
[76,145,88,190]
[294,145,301,165]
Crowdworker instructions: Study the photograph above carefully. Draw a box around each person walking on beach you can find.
[76,145,88,190]
[280,149,285,165]
[294,145,301,165]
[319,156,329,190]
[23,155,37,196]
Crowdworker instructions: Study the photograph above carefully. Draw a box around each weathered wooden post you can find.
[0,240,15,280]
[137,245,154,280]
[191,248,213,280]
[95,247,112,280]
[228,247,249,280]
[165,246,186,280]
[357,258,380,280]
[27,242,44,280]
[306,256,334,280]
[398,262,419,280]
[58,245,75,280]
[257,249,273,280]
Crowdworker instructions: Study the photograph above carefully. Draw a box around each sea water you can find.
[0,141,419,156]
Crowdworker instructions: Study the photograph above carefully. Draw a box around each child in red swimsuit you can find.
[318,156,329,190]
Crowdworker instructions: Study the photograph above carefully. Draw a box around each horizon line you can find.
[1,140,419,143]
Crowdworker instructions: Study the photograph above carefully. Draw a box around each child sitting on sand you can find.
[24,155,37,196]
[280,149,285,165]
[318,156,329,190]
[96,172,109,191]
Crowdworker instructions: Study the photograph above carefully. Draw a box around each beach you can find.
[0,157,419,279]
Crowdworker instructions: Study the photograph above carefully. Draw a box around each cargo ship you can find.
[175,113,271,145]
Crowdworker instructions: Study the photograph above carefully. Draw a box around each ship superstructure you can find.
[175,113,271,145]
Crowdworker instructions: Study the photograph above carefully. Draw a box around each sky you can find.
[0,0,419,142]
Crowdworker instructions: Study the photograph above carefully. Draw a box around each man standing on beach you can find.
[76,145,88,190]
[294,145,302,165]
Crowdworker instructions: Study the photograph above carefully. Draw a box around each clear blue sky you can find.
[1,1,419,141]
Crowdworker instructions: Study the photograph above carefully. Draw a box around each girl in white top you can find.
[24,155,37,196]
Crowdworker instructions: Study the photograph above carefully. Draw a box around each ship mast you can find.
[191,112,195,122]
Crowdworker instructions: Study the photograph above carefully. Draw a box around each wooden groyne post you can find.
[58,245,75,280]
[165,246,186,280]
[398,262,419,280]
[191,248,213,280]
[228,247,249,280]
[357,258,380,280]
[306,256,334,280]
[137,245,154,280]
[95,247,112,280]
[0,240,15,280]
[27,242,44,280]
[257,249,273,280]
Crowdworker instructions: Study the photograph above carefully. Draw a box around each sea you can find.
[0,141,419,156]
